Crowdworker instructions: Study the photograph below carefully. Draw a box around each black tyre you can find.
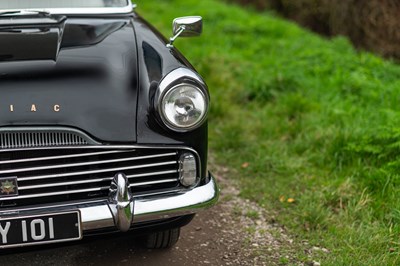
[144,228,181,249]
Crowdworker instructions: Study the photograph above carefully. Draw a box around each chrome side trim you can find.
[0,2,136,15]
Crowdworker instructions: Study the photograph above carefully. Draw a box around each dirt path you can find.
[0,166,304,266]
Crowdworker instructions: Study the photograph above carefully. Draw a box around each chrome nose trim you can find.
[0,173,219,232]
[108,173,134,232]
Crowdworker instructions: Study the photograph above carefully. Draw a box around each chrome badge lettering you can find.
[7,104,61,113]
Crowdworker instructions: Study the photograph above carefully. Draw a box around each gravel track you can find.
[0,166,300,266]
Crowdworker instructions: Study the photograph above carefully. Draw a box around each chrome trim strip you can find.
[19,174,179,191]
[0,2,136,15]
[0,152,177,174]
[158,68,207,95]
[0,150,129,165]
[0,199,106,213]
[19,177,114,190]
[18,161,178,181]
[129,178,179,188]
[131,188,181,198]
[126,169,179,179]
[1,186,110,201]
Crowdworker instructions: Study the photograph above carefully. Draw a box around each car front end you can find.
[0,0,218,249]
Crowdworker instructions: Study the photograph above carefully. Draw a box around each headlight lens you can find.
[160,84,208,131]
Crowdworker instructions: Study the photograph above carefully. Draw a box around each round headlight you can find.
[160,83,208,131]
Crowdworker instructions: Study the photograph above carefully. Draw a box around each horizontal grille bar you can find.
[0,147,187,207]
[0,184,182,201]
[130,178,179,188]
[0,152,176,174]
[2,186,111,201]
[18,170,179,191]
[0,150,128,165]
[18,161,177,182]
[19,177,114,191]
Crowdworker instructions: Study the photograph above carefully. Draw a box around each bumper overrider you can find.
[0,172,219,240]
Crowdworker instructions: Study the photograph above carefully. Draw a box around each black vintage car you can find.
[0,0,218,249]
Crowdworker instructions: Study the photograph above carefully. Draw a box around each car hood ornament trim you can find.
[108,173,134,232]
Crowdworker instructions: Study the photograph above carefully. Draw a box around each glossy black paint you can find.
[0,14,67,61]
[0,16,138,142]
[0,11,209,179]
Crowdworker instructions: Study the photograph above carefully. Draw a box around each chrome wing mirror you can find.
[167,16,203,48]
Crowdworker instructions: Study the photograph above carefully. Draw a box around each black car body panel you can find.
[0,15,208,172]
[0,16,138,142]
[132,14,209,178]
[0,2,218,250]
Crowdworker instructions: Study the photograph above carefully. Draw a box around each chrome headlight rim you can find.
[155,68,210,133]
[158,82,209,132]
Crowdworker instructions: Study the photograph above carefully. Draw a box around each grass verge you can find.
[137,0,400,264]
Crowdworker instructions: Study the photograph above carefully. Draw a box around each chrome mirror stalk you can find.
[167,16,203,48]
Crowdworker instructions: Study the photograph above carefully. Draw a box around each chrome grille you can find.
[0,148,181,207]
[0,128,97,149]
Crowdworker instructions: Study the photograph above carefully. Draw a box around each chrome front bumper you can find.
[0,173,219,233]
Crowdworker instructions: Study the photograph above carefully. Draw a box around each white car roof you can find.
[0,0,135,15]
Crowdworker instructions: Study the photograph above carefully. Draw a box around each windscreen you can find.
[0,0,129,9]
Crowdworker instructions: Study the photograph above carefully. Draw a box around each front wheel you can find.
[144,227,181,249]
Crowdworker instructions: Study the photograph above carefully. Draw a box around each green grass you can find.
[136,0,400,264]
